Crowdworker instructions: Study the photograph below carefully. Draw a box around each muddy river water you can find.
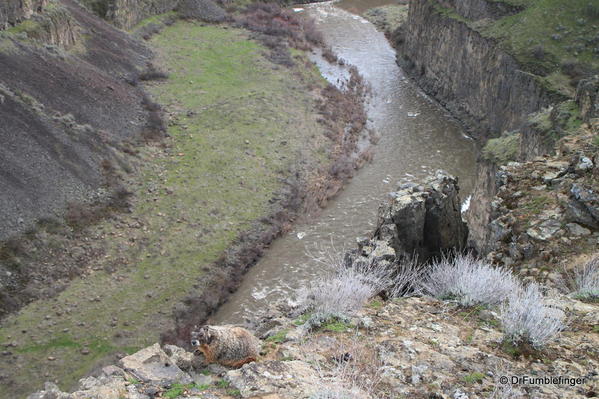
[213,1,476,324]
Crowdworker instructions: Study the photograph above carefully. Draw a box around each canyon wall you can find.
[395,0,560,140]
[107,0,178,29]
[394,0,597,254]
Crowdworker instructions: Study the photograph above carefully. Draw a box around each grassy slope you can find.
[363,4,409,35]
[482,0,599,95]
[0,22,330,397]
[432,0,598,98]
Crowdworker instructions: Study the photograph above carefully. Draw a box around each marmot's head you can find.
[190,325,214,348]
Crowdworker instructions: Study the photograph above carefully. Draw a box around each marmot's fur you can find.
[190,325,260,368]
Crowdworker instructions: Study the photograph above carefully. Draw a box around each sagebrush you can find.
[500,283,565,348]
[419,253,519,307]
[573,255,599,301]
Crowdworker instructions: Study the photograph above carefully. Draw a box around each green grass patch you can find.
[266,329,289,344]
[322,319,354,333]
[431,2,470,24]
[364,4,409,34]
[164,383,208,398]
[462,372,486,384]
[500,339,522,357]
[216,379,230,389]
[480,0,599,90]
[482,133,520,164]
[293,313,312,326]
[369,299,384,309]
[131,11,177,32]
[521,194,551,216]
[14,335,80,353]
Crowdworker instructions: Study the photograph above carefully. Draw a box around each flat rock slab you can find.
[226,360,319,398]
[119,343,192,386]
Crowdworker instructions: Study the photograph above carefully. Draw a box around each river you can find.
[213,1,476,324]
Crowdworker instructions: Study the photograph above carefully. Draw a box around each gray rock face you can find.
[565,183,599,229]
[0,0,47,30]
[106,0,180,29]
[396,0,554,140]
[526,218,562,241]
[373,171,467,262]
[576,75,599,123]
[226,360,320,398]
[119,343,192,386]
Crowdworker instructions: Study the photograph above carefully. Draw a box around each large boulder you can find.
[119,343,192,386]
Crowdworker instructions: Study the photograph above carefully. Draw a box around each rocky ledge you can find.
[28,293,598,399]
[27,171,598,398]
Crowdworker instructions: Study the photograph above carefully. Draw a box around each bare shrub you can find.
[138,22,162,41]
[419,252,520,307]
[558,255,599,301]
[138,63,169,81]
[531,44,546,60]
[561,59,594,86]
[235,2,325,66]
[141,95,167,142]
[500,283,565,348]
[322,46,338,64]
[572,255,599,301]
[388,256,424,298]
[299,256,390,319]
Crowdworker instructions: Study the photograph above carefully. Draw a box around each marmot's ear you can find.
[206,329,214,344]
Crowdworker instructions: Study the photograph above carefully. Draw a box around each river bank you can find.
[0,8,369,396]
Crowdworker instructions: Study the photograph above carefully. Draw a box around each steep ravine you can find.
[393,0,597,254]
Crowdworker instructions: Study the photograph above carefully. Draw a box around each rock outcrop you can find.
[469,129,599,283]
[466,81,599,255]
[577,75,599,124]
[0,0,48,30]
[363,171,467,264]
[27,294,599,398]
[106,0,179,29]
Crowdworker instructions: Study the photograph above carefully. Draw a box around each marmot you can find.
[190,325,260,368]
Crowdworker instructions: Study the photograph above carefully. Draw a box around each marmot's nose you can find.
[190,339,200,346]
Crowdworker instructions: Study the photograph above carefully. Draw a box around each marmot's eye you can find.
[190,340,200,346]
